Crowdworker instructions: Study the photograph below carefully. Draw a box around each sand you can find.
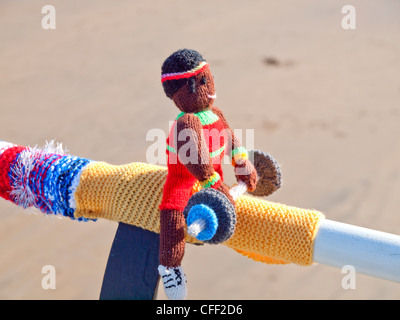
[0,0,399,299]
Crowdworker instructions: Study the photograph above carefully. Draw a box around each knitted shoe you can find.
[158,265,187,300]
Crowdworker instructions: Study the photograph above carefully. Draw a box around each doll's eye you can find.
[200,77,207,85]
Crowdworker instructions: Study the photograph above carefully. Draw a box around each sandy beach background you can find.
[0,0,399,299]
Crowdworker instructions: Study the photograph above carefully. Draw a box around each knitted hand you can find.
[216,182,235,206]
[234,157,258,192]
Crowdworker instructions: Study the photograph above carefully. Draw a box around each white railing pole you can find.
[313,219,400,283]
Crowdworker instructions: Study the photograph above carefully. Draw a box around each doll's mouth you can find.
[207,94,217,99]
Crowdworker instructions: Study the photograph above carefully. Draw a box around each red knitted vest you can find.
[166,109,227,166]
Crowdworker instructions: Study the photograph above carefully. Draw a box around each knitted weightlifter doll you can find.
[158,49,258,299]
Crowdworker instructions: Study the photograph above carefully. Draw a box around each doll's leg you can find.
[159,208,186,268]
[158,172,195,300]
[158,208,187,300]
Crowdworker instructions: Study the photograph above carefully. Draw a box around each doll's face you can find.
[171,68,216,113]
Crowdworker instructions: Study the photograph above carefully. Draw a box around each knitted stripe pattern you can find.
[74,161,325,266]
[231,146,249,166]
[199,171,221,188]
[161,61,209,83]
[0,142,91,220]
[176,109,219,125]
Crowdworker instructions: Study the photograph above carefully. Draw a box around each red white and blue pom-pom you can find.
[0,140,92,221]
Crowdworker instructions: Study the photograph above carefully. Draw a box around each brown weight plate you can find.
[247,149,282,197]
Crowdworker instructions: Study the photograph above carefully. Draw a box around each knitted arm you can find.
[176,113,222,189]
[211,106,257,191]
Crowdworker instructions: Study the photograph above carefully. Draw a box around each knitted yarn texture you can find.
[0,141,91,220]
[0,141,324,266]
[74,161,325,266]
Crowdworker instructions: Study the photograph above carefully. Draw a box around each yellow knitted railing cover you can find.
[74,161,324,266]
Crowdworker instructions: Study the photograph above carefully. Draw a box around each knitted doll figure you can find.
[159,49,258,300]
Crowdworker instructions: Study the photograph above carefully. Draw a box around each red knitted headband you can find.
[161,61,209,83]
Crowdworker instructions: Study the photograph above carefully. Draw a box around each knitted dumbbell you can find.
[183,184,241,244]
[185,150,282,243]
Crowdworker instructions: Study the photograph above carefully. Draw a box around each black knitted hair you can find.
[161,49,206,99]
